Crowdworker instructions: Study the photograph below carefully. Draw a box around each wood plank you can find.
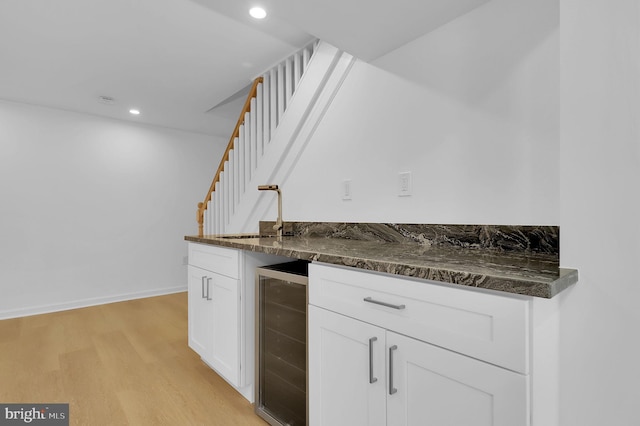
[0,293,267,425]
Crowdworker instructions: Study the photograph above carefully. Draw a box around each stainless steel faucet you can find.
[257,185,283,238]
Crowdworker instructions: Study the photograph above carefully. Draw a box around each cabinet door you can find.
[209,272,241,386]
[386,332,529,426]
[308,306,386,426]
[188,265,214,360]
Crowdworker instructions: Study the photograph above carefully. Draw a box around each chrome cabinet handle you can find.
[206,277,212,301]
[201,276,206,299]
[369,337,378,384]
[389,345,398,395]
[364,297,406,310]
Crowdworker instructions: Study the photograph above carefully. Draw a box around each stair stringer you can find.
[225,43,356,234]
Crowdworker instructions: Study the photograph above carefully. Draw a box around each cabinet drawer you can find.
[309,263,529,374]
[188,243,239,279]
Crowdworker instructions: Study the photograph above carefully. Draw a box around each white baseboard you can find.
[0,286,187,320]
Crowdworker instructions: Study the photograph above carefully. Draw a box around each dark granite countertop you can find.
[185,222,578,298]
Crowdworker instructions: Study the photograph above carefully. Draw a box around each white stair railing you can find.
[197,41,319,236]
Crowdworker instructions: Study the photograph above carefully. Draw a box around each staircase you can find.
[197,41,355,236]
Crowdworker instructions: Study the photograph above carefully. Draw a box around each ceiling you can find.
[0,0,489,137]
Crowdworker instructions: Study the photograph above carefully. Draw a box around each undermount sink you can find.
[214,233,284,239]
[212,222,293,240]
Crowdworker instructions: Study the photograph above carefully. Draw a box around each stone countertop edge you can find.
[185,234,579,299]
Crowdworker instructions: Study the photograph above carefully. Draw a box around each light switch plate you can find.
[398,172,412,196]
[342,179,352,200]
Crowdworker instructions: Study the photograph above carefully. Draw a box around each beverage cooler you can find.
[255,260,309,426]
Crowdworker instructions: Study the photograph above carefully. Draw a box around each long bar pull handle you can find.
[201,276,206,299]
[364,297,406,310]
[389,345,398,395]
[369,337,378,384]
[206,277,212,301]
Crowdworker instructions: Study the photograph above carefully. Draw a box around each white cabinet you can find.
[187,264,241,385]
[187,265,215,361]
[209,269,241,382]
[309,263,531,426]
[386,332,527,426]
[308,305,386,426]
[309,262,529,374]
[187,242,289,402]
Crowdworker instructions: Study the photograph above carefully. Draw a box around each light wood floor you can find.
[0,292,267,425]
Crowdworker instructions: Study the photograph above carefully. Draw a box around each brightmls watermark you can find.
[0,404,68,425]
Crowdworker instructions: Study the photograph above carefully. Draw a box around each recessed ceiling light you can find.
[129,109,140,115]
[249,7,267,19]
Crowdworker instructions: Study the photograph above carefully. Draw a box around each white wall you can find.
[282,0,559,226]
[559,1,640,425]
[0,100,224,318]
[276,0,639,424]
